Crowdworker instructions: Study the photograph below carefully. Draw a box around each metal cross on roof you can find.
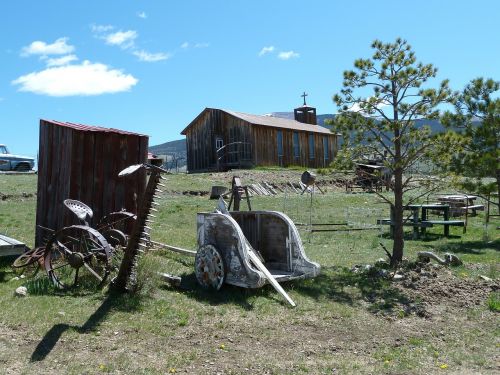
[301,91,308,106]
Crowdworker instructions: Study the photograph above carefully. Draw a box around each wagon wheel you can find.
[97,211,137,248]
[194,244,225,290]
[12,247,45,277]
[43,225,112,289]
[12,247,44,268]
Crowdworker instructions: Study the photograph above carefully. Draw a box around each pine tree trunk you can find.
[391,167,404,265]
[391,86,404,266]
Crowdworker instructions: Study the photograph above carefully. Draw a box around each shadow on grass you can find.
[0,255,17,282]
[30,290,143,362]
[379,232,462,241]
[167,272,257,310]
[293,266,412,314]
[424,238,500,255]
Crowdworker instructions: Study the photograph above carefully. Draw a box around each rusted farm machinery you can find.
[12,196,137,289]
[11,162,165,291]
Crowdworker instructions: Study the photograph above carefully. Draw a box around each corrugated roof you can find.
[181,108,337,135]
[41,119,148,137]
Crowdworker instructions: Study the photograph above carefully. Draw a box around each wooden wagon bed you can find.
[0,234,26,257]
[196,210,320,289]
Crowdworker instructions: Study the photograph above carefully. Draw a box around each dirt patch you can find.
[393,263,499,317]
[0,192,34,201]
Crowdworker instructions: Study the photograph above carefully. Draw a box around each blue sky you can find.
[1,0,499,157]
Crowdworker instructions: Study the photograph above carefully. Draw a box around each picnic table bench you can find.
[377,204,465,239]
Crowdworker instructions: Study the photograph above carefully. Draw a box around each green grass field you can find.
[0,172,498,374]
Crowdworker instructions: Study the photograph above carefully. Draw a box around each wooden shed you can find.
[35,120,148,246]
[181,103,339,172]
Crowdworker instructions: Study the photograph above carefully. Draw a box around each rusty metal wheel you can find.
[43,225,112,289]
[194,244,225,290]
[98,211,136,248]
[12,247,44,268]
[12,247,45,277]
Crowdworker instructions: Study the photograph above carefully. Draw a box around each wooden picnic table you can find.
[405,204,450,238]
[436,194,484,216]
[379,204,465,239]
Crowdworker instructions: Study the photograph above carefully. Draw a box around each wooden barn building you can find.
[181,100,338,172]
[35,119,148,246]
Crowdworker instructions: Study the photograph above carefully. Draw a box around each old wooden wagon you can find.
[195,209,320,304]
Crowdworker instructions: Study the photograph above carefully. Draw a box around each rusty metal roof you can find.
[181,108,337,135]
[41,119,148,137]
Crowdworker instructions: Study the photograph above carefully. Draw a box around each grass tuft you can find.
[487,292,500,312]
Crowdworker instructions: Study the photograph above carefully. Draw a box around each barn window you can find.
[309,134,315,159]
[293,132,300,159]
[215,137,223,150]
[277,130,283,157]
[323,136,329,163]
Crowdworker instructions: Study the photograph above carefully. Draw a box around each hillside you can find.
[149,139,186,155]
[148,139,187,168]
[270,112,449,133]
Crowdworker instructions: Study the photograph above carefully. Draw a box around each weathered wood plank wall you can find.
[35,120,148,246]
[252,125,336,168]
[185,109,338,172]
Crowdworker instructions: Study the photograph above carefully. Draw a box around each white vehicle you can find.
[0,144,35,171]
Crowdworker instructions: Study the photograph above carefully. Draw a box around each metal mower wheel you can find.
[43,225,112,289]
[97,211,136,248]
[12,247,45,277]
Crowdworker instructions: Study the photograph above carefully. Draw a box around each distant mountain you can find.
[269,112,335,128]
[270,112,452,134]
[149,139,187,168]
[149,139,186,155]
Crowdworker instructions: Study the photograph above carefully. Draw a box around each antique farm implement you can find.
[12,197,137,288]
[12,162,164,291]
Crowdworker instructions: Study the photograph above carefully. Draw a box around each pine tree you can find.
[439,78,500,208]
[331,38,451,265]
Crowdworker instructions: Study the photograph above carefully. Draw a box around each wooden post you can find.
[412,207,419,240]
[421,207,428,236]
[444,206,450,237]
[486,193,490,224]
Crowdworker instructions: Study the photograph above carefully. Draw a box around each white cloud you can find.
[258,46,275,56]
[133,50,170,62]
[12,61,138,96]
[181,42,209,50]
[22,37,75,56]
[347,97,390,114]
[104,30,137,49]
[45,54,78,67]
[277,50,299,60]
[137,11,147,19]
[90,24,114,33]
